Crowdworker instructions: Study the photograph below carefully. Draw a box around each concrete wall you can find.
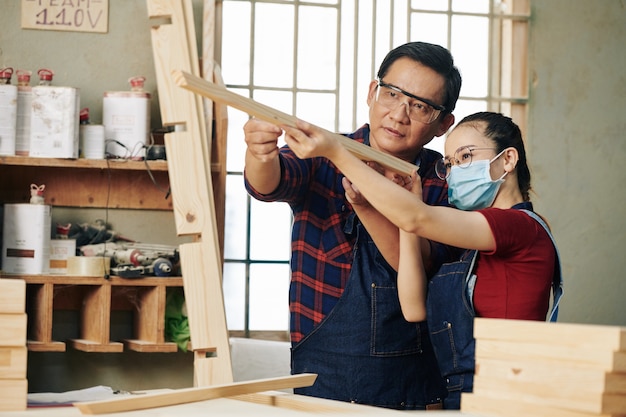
[528,0,626,326]
[1,0,624,393]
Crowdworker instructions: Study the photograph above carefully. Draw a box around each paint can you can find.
[103,76,151,160]
[29,69,80,159]
[1,203,52,275]
[0,67,17,156]
[15,69,33,156]
[80,124,106,159]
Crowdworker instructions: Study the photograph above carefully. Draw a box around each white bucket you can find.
[103,91,150,159]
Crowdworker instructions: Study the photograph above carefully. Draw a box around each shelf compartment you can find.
[2,275,184,353]
[0,156,171,210]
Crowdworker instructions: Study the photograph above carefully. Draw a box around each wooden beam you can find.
[172,70,419,176]
[73,374,317,415]
[147,0,231,386]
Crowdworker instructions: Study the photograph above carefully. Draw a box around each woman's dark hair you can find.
[376,42,462,114]
[457,112,532,201]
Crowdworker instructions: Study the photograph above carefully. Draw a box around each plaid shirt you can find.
[245,124,451,343]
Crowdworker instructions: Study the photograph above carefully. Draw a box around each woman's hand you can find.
[282,120,342,160]
[407,170,423,200]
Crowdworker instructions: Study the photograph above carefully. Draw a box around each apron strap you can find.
[519,209,564,322]
[464,250,479,313]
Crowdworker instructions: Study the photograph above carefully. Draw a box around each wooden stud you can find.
[172,70,420,176]
[148,0,232,387]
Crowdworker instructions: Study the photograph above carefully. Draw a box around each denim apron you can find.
[291,215,447,409]
[426,207,564,410]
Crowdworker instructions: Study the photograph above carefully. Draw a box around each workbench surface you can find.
[1,393,482,416]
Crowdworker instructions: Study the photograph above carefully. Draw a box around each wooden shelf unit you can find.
[0,275,184,353]
[0,156,186,353]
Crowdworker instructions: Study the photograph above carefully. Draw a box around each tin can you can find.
[103,76,151,159]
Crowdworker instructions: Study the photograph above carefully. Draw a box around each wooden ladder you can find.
[146,0,231,387]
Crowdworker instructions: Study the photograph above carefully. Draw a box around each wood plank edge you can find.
[73,373,317,414]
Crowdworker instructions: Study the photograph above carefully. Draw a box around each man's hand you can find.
[244,118,283,162]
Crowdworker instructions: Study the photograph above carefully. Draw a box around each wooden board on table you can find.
[0,279,25,313]
[472,374,626,415]
[475,338,626,372]
[234,390,417,415]
[172,69,419,176]
[0,347,27,379]
[475,357,626,394]
[0,314,26,347]
[0,379,27,411]
[462,392,625,417]
[73,373,317,415]
[474,318,626,350]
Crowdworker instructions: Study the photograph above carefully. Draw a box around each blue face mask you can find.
[447,150,507,211]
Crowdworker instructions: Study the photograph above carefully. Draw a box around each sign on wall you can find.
[21,0,109,34]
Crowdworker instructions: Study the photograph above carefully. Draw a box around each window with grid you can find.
[217,0,530,339]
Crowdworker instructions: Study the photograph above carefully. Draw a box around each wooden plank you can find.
[73,373,317,415]
[0,279,25,313]
[462,392,624,417]
[233,391,411,414]
[476,357,626,394]
[0,314,27,346]
[81,285,111,345]
[0,155,168,171]
[26,340,66,352]
[15,275,183,287]
[164,131,214,236]
[472,374,626,414]
[69,339,124,353]
[474,318,626,350]
[124,339,178,353]
[0,347,27,379]
[0,165,172,210]
[148,0,210,173]
[172,70,420,176]
[475,339,626,371]
[180,241,231,385]
[26,283,55,345]
[211,63,228,264]
[148,0,231,388]
[0,379,27,411]
[202,0,216,165]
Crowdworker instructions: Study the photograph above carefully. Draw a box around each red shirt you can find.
[474,208,555,320]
